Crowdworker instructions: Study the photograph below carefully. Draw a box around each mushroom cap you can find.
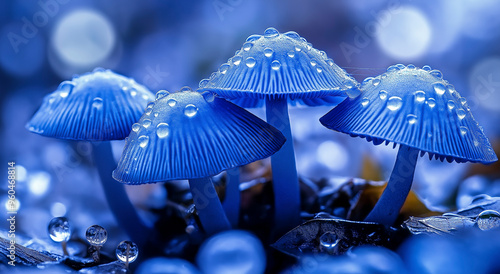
[320,64,498,163]
[198,27,357,108]
[112,87,286,184]
[26,68,155,141]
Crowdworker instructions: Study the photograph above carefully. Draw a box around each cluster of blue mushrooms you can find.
[26,27,498,271]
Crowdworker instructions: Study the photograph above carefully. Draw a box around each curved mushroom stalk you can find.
[189,177,231,235]
[266,97,301,236]
[223,167,240,227]
[92,142,151,246]
[364,145,419,226]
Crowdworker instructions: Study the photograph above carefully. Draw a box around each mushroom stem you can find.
[265,97,301,237]
[364,144,419,226]
[92,142,150,246]
[189,177,231,235]
[223,168,240,227]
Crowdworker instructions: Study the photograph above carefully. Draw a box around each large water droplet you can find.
[295,46,302,52]
[246,34,261,42]
[86,225,107,246]
[387,96,403,111]
[131,123,140,132]
[407,114,417,125]
[460,126,468,136]
[245,57,256,68]
[319,232,340,253]
[219,63,229,74]
[271,60,281,70]
[184,104,198,117]
[167,99,177,107]
[433,83,446,95]
[264,48,274,57]
[48,217,71,242]
[305,43,313,51]
[310,59,317,67]
[264,27,279,38]
[447,100,456,110]
[142,119,152,128]
[180,86,192,93]
[415,90,425,102]
[396,64,405,69]
[407,64,416,69]
[457,108,466,119]
[156,90,169,100]
[372,78,381,86]
[156,123,170,138]
[422,65,432,71]
[430,70,443,79]
[138,136,149,148]
[232,56,242,66]
[287,51,295,58]
[60,91,69,98]
[477,210,500,231]
[459,97,467,105]
[203,92,215,102]
[316,67,323,73]
[426,98,436,108]
[92,97,103,109]
[346,88,361,99]
[379,90,388,100]
[116,241,139,263]
[242,42,253,51]
[284,31,300,40]
[361,98,369,106]
[387,65,400,72]
[199,79,209,88]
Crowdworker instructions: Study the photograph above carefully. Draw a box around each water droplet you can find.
[156,90,169,100]
[407,114,417,124]
[407,64,416,69]
[209,72,217,80]
[167,99,177,107]
[232,56,242,66]
[242,42,253,51]
[326,59,334,66]
[346,88,361,99]
[474,140,480,147]
[180,86,192,93]
[246,34,261,42]
[199,79,209,89]
[396,64,405,69]
[310,59,317,67]
[477,210,500,231]
[156,123,170,138]
[305,43,312,51]
[131,123,140,132]
[219,63,229,74]
[245,57,256,68]
[433,83,446,95]
[427,98,436,108]
[460,126,468,136]
[457,109,466,119]
[153,112,159,117]
[379,90,388,100]
[319,51,327,58]
[264,27,279,38]
[138,136,149,148]
[48,217,71,242]
[271,60,281,70]
[92,97,103,109]
[287,51,295,58]
[264,48,274,57]
[295,46,302,52]
[130,89,137,97]
[361,98,369,106]
[372,78,381,86]
[60,91,69,98]
[284,31,300,39]
[422,65,432,71]
[316,67,323,73]
[430,70,443,79]
[86,225,107,246]
[427,132,433,138]
[343,79,355,89]
[387,96,403,111]
[142,119,151,128]
[387,65,400,72]
[459,97,467,105]
[447,100,456,110]
[184,104,198,117]
[142,94,150,101]
[415,90,425,102]
[203,92,215,102]
[319,232,340,253]
[116,241,139,263]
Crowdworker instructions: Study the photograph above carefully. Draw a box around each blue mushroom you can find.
[112,87,285,235]
[320,64,498,226]
[199,27,358,236]
[196,230,266,274]
[26,68,154,246]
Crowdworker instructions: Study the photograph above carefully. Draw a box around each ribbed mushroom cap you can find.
[26,68,155,141]
[113,87,286,184]
[320,64,497,163]
[198,27,357,108]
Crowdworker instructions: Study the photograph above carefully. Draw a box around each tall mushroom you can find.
[26,68,154,245]
[199,27,358,235]
[320,64,498,226]
[112,87,285,235]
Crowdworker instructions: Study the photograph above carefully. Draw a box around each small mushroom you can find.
[112,87,285,235]
[320,64,498,226]
[199,27,358,235]
[26,68,154,245]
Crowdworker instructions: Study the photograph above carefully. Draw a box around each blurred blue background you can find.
[1,0,500,250]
